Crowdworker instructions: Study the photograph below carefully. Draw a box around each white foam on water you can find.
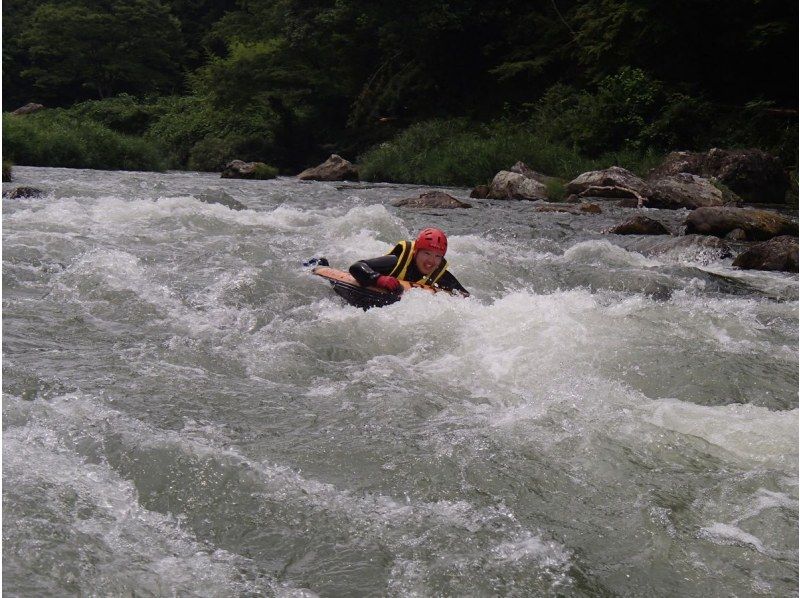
[698,523,769,554]
[643,399,798,471]
[2,398,280,596]
[5,392,573,588]
[561,239,663,268]
[52,247,259,337]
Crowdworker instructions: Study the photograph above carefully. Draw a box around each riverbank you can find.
[4,83,797,198]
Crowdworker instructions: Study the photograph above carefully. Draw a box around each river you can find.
[3,166,798,596]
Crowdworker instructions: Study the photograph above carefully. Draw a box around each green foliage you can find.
[143,96,216,168]
[545,179,567,202]
[145,95,278,170]
[18,0,184,102]
[2,0,795,177]
[252,163,279,180]
[187,136,236,172]
[68,94,161,135]
[358,118,664,186]
[2,160,12,182]
[531,68,665,156]
[3,111,167,171]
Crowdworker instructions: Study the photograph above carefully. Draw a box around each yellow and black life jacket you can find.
[386,240,448,286]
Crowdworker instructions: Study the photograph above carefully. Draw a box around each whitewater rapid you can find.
[3,166,797,596]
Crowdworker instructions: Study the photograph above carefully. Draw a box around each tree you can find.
[19,0,185,103]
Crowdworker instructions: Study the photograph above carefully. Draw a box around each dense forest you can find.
[2,0,798,187]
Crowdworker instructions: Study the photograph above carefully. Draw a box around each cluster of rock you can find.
[464,149,796,273]
[220,149,796,272]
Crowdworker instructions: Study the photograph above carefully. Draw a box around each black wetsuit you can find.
[349,248,469,295]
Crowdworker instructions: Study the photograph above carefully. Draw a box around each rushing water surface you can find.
[3,166,798,597]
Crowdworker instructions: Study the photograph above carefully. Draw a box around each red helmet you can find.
[415,227,447,255]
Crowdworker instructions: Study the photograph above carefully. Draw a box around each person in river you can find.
[349,227,469,296]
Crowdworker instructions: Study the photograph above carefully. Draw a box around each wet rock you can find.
[625,235,733,261]
[650,148,789,204]
[566,166,651,205]
[725,228,748,242]
[732,236,798,272]
[297,154,358,181]
[646,173,729,210]
[391,191,472,209]
[196,189,246,210]
[685,206,798,241]
[11,103,45,115]
[3,186,43,199]
[509,161,558,185]
[470,185,490,199]
[221,160,274,179]
[534,202,601,214]
[605,214,671,235]
[488,170,547,200]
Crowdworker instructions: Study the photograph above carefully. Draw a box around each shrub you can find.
[145,96,216,168]
[187,136,237,171]
[358,118,664,186]
[2,160,12,181]
[545,179,566,201]
[252,163,279,179]
[68,94,160,135]
[2,111,167,171]
[145,95,278,170]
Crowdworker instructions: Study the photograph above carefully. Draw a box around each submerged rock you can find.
[605,214,671,235]
[297,154,358,181]
[732,236,798,272]
[627,234,732,259]
[196,189,246,210]
[685,206,797,241]
[534,202,601,214]
[391,191,472,208]
[3,186,43,199]
[470,185,490,199]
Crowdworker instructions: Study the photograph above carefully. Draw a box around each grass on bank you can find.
[357,119,664,187]
[2,111,168,171]
[2,160,12,181]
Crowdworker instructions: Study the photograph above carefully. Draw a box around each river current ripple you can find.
[3,166,798,596]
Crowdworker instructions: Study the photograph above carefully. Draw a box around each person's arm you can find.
[349,255,398,286]
[436,271,470,296]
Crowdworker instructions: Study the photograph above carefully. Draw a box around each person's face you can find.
[414,249,444,275]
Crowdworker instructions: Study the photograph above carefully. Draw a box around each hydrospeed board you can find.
[311,266,442,309]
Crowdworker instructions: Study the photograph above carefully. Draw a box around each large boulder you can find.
[685,207,797,241]
[650,148,789,204]
[488,170,547,200]
[509,161,558,185]
[566,166,651,205]
[11,103,45,115]
[391,191,472,209]
[297,154,358,181]
[605,214,671,235]
[732,236,798,272]
[221,160,274,179]
[646,173,731,210]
